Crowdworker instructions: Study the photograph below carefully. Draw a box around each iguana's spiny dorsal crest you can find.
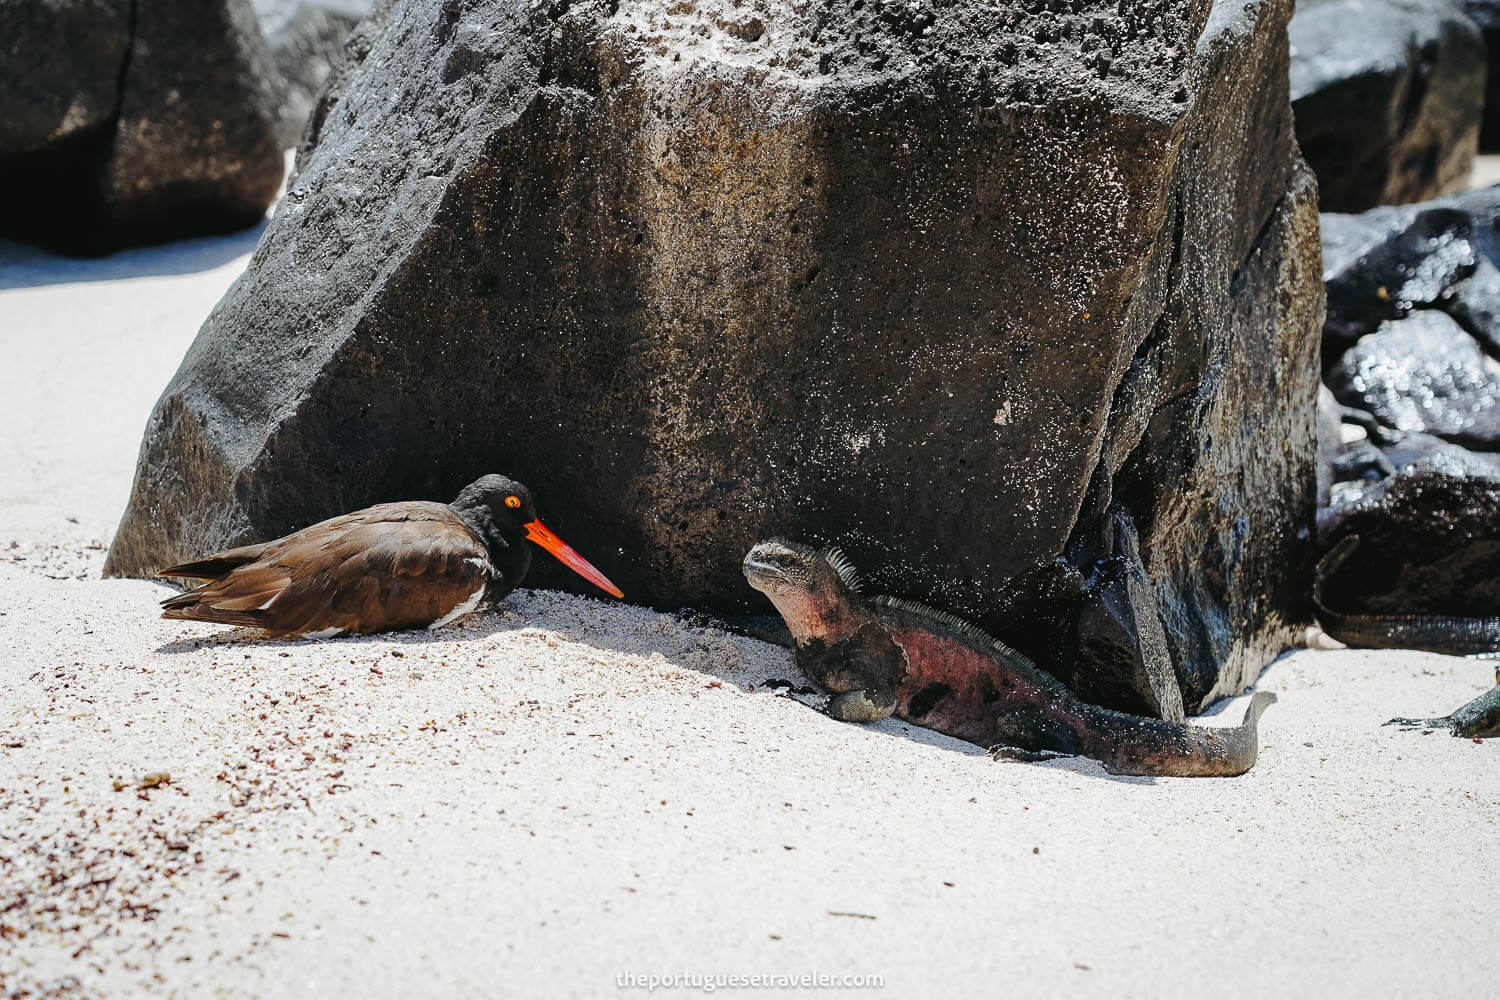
[872,595,997,648]
[821,546,863,594]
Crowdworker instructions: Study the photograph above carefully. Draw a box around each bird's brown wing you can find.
[159,503,493,635]
[157,542,274,581]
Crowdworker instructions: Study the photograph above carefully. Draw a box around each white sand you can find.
[1470,153,1500,191]
[2,232,1498,1000]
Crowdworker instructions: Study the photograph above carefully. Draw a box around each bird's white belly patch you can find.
[429,584,485,630]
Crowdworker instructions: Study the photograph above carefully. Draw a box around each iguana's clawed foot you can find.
[1385,686,1500,738]
[1384,717,1447,733]
[987,744,1071,763]
[826,688,896,723]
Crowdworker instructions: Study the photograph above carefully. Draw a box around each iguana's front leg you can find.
[1391,685,1500,737]
[827,687,896,723]
[796,622,907,725]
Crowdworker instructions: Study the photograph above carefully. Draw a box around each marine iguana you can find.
[1386,679,1500,739]
[742,540,1276,777]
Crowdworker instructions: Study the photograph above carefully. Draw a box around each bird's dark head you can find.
[451,474,622,599]
[743,539,864,645]
[452,474,538,533]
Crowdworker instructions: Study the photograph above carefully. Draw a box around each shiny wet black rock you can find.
[1321,204,1479,351]
[1329,310,1500,449]
[1322,452,1500,618]
[1320,185,1500,619]
[1322,185,1500,363]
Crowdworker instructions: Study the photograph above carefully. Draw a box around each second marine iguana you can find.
[742,540,1276,777]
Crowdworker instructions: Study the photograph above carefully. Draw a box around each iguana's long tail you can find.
[1079,692,1278,777]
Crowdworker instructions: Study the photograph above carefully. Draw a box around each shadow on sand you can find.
[0,222,267,291]
[151,620,484,656]
[491,597,1164,786]
[151,595,1161,784]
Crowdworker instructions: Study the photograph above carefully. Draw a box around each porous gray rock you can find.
[0,0,284,254]
[251,0,375,147]
[1289,0,1485,212]
[108,0,1323,716]
[290,0,395,177]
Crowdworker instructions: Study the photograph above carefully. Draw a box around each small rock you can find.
[1290,0,1484,211]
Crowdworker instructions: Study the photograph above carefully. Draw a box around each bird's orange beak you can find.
[523,520,624,599]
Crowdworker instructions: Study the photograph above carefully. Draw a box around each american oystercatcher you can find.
[157,474,622,637]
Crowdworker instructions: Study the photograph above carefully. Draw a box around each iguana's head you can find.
[742,539,864,645]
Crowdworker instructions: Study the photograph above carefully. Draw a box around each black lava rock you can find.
[0,0,129,158]
[1320,184,1500,626]
[1323,452,1500,618]
[1290,0,1485,212]
[107,0,1323,717]
[1322,184,1500,361]
[0,0,285,254]
[1070,507,1187,723]
[1321,203,1478,353]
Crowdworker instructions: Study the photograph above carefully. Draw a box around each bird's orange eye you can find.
[505,496,521,508]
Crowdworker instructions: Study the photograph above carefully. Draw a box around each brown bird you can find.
[157,474,622,637]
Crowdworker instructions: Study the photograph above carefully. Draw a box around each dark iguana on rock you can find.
[1315,534,1500,738]
[742,540,1276,777]
[1314,534,1500,656]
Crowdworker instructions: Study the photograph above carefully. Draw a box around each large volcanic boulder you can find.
[1321,185,1500,617]
[0,0,129,159]
[108,0,1323,717]
[0,0,284,254]
[251,0,375,147]
[1289,0,1485,212]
